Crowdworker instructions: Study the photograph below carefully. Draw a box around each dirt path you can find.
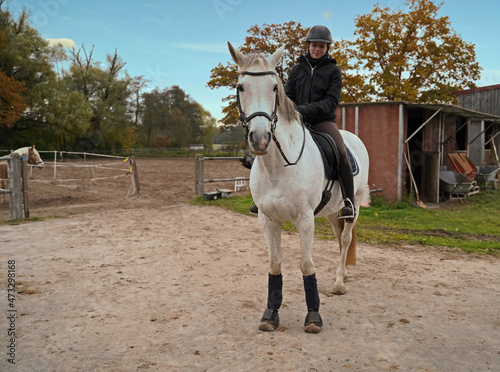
[0,158,499,371]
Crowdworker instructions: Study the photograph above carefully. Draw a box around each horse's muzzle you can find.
[249,130,271,155]
[37,162,44,169]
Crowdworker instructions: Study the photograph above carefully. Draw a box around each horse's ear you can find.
[228,42,245,67]
[32,145,35,149]
[268,45,285,68]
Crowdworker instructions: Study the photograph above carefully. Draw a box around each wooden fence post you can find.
[7,153,22,220]
[195,154,204,196]
[130,156,141,195]
[21,159,29,218]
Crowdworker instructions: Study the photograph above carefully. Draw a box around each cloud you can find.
[322,11,331,20]
[478,69,500,87]
[171,42,229,54]
[46,38,76,48]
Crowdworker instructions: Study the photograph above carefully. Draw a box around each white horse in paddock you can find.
[228,43,369,333]
[1,146,44,202]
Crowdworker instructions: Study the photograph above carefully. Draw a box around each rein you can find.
[237,70,306,167]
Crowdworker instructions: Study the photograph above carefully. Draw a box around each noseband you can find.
[236,70,305,167]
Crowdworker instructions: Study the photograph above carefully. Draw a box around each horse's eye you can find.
[237,84,244,92]
[273,84,278,92]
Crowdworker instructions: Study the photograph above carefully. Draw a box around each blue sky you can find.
[9,0,500,122]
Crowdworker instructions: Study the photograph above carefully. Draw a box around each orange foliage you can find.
[0,69,26,127]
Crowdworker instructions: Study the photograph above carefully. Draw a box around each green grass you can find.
[192,188,500,255]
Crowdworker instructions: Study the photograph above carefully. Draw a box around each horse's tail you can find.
[346,224,356,266]
[360,184,371,207]
[345,184,370,266]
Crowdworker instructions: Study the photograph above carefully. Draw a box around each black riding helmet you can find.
[306,25,333,44]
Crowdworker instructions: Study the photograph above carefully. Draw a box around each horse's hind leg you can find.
[326,215,353,295]
[258,214,283,332]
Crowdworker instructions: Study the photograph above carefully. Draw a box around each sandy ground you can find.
[0,158,499,371]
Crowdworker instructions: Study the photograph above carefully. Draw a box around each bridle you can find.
[236,70,279,131]
[236,70,305,167]
[27,147,40,165]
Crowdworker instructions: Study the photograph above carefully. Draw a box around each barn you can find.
[453,84,500,166]
[338,100,500,203]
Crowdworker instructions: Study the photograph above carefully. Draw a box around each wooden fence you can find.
[195,155,249,196]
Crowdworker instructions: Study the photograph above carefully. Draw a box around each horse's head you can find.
[28,145,44,169]
[228,42,285,155]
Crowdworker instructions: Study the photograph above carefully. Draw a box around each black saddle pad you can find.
[308,127,358,181]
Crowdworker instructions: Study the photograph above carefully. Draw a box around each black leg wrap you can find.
[267,273,283,310]
[303,273,320,311]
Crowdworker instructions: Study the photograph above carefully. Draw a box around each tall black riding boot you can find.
[338,160,356,222]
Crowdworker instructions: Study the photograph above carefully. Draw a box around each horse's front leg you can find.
[258,213,283,332]
[295,213,323,334]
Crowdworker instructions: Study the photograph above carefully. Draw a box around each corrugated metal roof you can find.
[452,84,500,96]
[339,101,500,123]
[407,103,500,123]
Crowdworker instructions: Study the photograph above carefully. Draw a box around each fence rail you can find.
[194,155,249,196]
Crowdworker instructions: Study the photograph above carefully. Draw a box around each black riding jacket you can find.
[285,53,342,125]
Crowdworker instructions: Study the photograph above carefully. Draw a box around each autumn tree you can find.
[0,5,93,149]
[137,86,216,149]
[331,39,372,103]
[65,45,137,151]
[208,21,368,126]
[0,69,26,127]
[352,0,481,102]
[197,104,217,149]
[129,76,149,127]
[0,26,26,127]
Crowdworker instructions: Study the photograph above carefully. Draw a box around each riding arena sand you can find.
[0,157,498,371]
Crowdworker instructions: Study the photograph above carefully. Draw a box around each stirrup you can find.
[249,201,258,215]
[337,198,355,221]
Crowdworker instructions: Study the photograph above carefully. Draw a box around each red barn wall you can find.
[338,103,404,201]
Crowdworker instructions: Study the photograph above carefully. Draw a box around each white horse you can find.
[228,43,369,333]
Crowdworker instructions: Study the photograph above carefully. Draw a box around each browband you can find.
[239,70,276,76]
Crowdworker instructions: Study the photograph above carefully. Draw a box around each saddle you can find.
[306,124,359,215]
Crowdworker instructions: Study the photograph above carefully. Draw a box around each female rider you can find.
[285,25,355,221]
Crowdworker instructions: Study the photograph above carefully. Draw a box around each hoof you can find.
[304,310,322,334]
[332,284,346,295]
[304,323,322,334]
[259,308,279,332]
[259,321,277,332]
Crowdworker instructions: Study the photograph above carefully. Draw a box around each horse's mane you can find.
[240,54,300,124]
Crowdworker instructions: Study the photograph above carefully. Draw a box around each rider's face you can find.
[309,42,328,59]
